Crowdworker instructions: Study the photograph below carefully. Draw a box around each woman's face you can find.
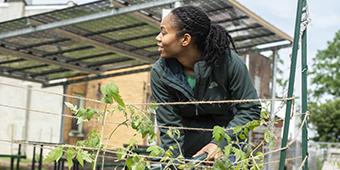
[155,14,183,58]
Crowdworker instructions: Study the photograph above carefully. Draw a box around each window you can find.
[254,75,261,96]
[68,94,84,137]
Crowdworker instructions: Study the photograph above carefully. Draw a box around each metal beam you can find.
[130,44,157,51]
[233,32,275,42]
[83,23,147,37]
[228,24,262,33]
[41,45,94,57]
[8,64,49,72]
[88,57,133,67]
[66,52,115,62]
[44,65,151,87]
[109,32,159,44]
[30,68,69,77]
[206,6,233,13]
[0,66,47,83]
[51,28,154,63]
[236,39,285,50]
[0,0,177,40]
[0,45,100,74]
[0,58,25,65]
[239,43,291,54]
[16,38,69,50]
[227,0,293,42]
[216,16,249,24]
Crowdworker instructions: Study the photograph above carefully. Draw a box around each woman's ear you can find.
[181,33,192,47]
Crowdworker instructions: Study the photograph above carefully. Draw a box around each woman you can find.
[151,6,261,160]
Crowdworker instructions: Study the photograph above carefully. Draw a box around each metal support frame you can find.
[237,39,286,50]
[44,65,151,87]
[88,57,132,67]
[109,32,159,44]
[0,58,25,65]
[301,1,308,168]
[228,24,262,33]
[0,46,100,74]
[0,66,47,83]
[0,0,178,40]
[216,15,249,24]
[234,32,275,42]
[0,0,179,65]
[279,0,308,169]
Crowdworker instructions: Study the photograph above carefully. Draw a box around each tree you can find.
[309,30,340,142]
[309,99,340,142]
[311,30,340,98]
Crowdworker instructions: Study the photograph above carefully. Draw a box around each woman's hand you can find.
[193,143,223,160]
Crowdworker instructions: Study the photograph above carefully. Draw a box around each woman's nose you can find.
[155,32,161,42]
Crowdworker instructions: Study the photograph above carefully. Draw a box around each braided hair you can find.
[170,6,237,66]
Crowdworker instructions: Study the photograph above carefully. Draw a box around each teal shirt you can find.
[184,72,196,89]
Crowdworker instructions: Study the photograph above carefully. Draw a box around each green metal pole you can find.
[278,0,305,169]
[301,1,309,168]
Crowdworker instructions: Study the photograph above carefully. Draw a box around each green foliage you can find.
[44,146,63,162]
[309,99,340,142]
[100,82,125,109]
[76,130,101,148]
[47,82,277,170]
[311,30,340,98]
[146,145,164,157]
[130,107,155,139]
[76,150,93,167]
[65,102,97,123]
[309,31,340,142]
[65,148,76,169]
[212,126,227,143]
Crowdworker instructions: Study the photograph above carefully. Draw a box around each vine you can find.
[45,82,276,170]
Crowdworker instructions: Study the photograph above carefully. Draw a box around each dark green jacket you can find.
[150,51,261,157]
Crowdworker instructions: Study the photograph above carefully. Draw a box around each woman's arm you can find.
[150,65,184,157]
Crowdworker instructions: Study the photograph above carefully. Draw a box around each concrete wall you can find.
[0,76,63,157]
[0,0,69,157]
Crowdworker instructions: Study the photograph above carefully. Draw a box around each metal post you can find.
[266,49,278,170]
[301,1,309,168]
[24,85,32,155]
[38,145,43,170]
[16,144,21,170]
[32,145,36,170]
[278,0,304,169]
[60,84,67,144]
[10,157,14,170]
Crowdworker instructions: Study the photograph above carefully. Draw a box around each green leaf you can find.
[76,151,84,167]
[44,146,63,162]
[100,82,126,108]
[233,126,242,135]
[264,129,275,145]
[65,148,76,170]
[146,145,164,157]
[117,148,126,160]
[213,159,227,170]
[112,93,126,109]
[76,150,93,167]
[126,157,133,169]
[133,160,146,170]
[233,148,245,162]
[212,126,225,142]
[224,144,232,157]
[260,110,269,120]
